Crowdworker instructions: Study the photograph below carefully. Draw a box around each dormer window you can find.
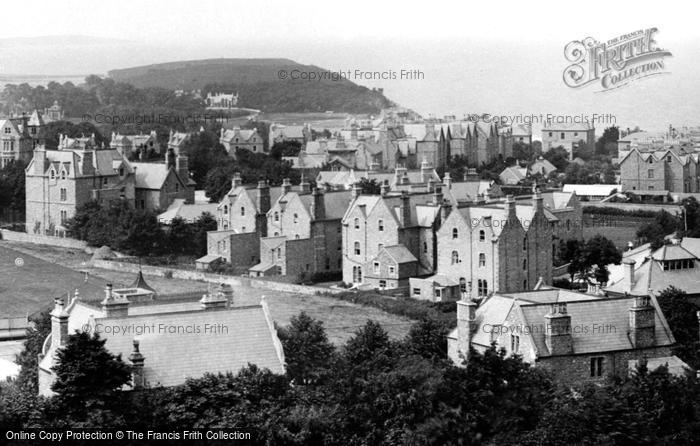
[223,205,228,215]
[662,259,695,270]
[479,230,485,241]
[667,155,672,163]
[274,212,279,222]
[50,170,55,180]
[60,171,66,180]
[119,167,124,176]
[354,218,360,229]
[452,228,458,239]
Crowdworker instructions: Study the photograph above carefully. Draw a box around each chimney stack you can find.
[505,195,516,220]
[622,258,636,292]
[299,176,311,194]
[456,290,477,365]
[257,180,271,214]
[420,158,431,183]
[199,289,228,310]
[544,303,573,355]
[432,185,443,206]
[533,190,543,214]
[629,294,656,348]
[351,182,362,201]
[380,183,390,196]
[282,178,292,194]
[129,340,146,389]
[312,188,325,220]
[101,284,129,318]
[399,191,411,227]
[443,172,452,189]
[231,172,242,189]
[50,296,69,350]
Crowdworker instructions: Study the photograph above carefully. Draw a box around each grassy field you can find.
[1,241,412,345]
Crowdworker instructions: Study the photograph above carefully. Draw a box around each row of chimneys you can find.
[456,293,658,362]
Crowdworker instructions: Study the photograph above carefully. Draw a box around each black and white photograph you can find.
[1,1,700,444]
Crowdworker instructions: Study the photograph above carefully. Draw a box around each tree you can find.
[167,216,193,255]
[656,286,700,368]
[357,177,382,195]
[51,332,132,419]
[277,312,336,385]
[637,209,679,249]
[270,140,302,160]
[14,312,52,392]
[559,236,621,284]
[404,318,449,362]
[543,147,569,170]
[192,212,217,257]
[595,126,619,156]
[204,165,235,202]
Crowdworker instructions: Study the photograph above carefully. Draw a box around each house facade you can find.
[0,118,33,167]
[448,287,686,385]
[131,152,194,211]
[220,127,264,155]
[410,193,553,302]
[25,142,136,236]
[196,176,283,270]
[341,188,444,289]
[541,122,595,159]
[249,185,350,277]
[619,148,698,193]
[111,130,159,158]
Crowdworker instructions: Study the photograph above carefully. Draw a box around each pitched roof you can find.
[132,162,174,189]
[40,298,285,388]
[542,121,594,131]
[451,290,675,358]
[158,199,218,224]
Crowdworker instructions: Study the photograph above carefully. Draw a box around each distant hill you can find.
[108,58,394,114]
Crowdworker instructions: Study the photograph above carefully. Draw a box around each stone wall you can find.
[91,259,343,296]
[0,229,88,249]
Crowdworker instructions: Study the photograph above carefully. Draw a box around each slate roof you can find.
[443,180,491,202]
[381,245,418,264]
[39,298,285,389]
[451,289,675,358]
[132,162,173,189]
[606,240,700,296]
[518,296,674,357]
[158,199,218,224]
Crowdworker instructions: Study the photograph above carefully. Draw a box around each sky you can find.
[4,0,699,46]
[1,0,699,133]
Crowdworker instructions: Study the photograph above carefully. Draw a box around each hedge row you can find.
[327,290,457,327]
[582,206,664,218]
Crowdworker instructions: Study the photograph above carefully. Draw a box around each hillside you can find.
[108,58,394,114]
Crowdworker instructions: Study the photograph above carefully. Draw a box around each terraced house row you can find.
[198,167,581,300]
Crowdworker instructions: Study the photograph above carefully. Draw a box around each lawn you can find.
[1,241,413,345]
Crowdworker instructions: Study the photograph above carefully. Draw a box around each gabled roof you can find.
[40,299,285,387]
[132,162,185,190]
[158,199,218,224]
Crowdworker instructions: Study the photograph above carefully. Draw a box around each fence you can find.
[0,229,88,250]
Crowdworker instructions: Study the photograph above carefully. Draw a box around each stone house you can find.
[38,280,285,395]
[341,187,444,289]
[409,193,553,302]
[249,184,351,277]
[110,130,159,158]
[448,287,687,385]
[220,127,264,155]
[619,148,698,193]
[131,152,194,211]
[541,122,595,159]
[25,143,136,237]
[0,117,33,167]
[269,123,308,146]
[196,176,283,270]
[167,130,190,155]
